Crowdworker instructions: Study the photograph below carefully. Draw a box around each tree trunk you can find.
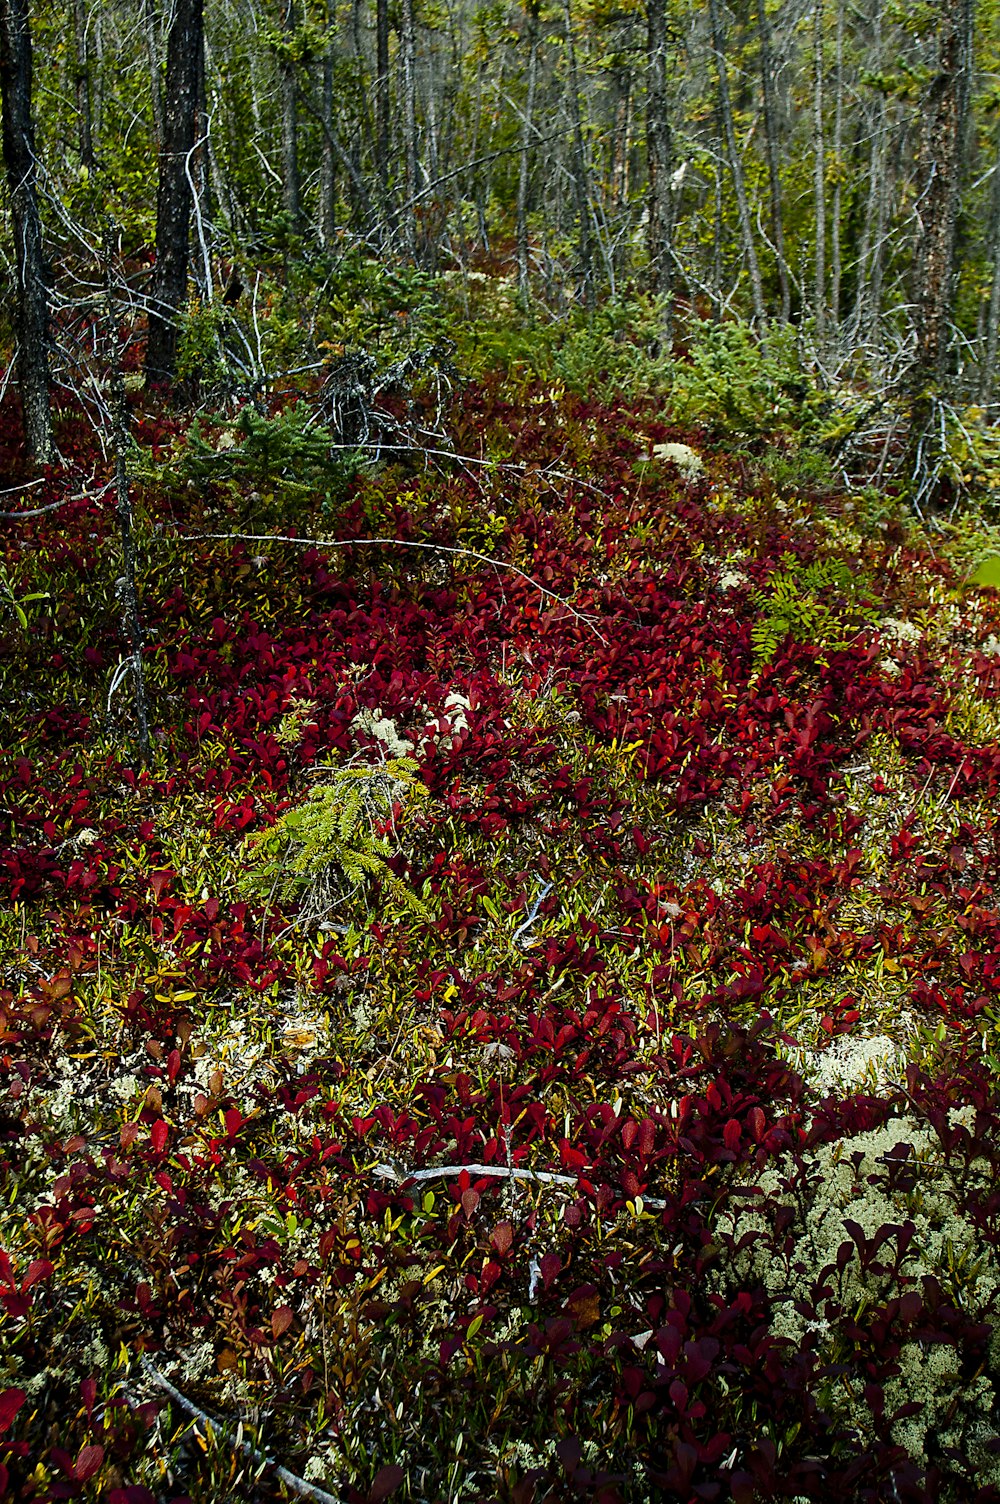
[830,0,844,326]
[910,0,974,392]
[755,0,789,321]
[400,0,418,256]
[145,0,203,387]
[980,139,1000,405]
[375,0,390,200]
[646,0,673,338]
[563,0,594,310]
[812,0,826,342]
[141,0,164,150]
[516,0,539,301]
[320,46,336,247]
[280,0,300,227]
[707,0,766,327]
[0,0,52,463]
[72,0,93,167]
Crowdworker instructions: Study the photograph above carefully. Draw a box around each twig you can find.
[511,877,553,949]
[140,1356,343,1504]
[0,481,112,521]
[179,531,607,642]
[372,1160,667,1210]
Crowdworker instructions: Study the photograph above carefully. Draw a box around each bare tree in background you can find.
[0,0,52,463]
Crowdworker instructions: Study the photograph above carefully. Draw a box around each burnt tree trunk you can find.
[0,0,52,463]
[910,0,973,394]
[145,0,203,387]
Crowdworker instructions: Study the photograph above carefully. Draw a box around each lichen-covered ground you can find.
[4,375,1000,1502]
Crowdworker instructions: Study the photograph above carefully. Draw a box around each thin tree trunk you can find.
[646,0,673,339]
[563,0,594,310]
[707,0,767,327]
[756,0,789,321]
[910,0,974,391]
[142,0,163,150]
[851,0,888,346]
[400,0,418,256]
[0,0,52,463]
[980,140,1000,405]
[830,0,844,325]
[72,0,93,167]
[812,0,826,342]
[375,0,389,199]
[517,0,539,301]
[280,0,300,227]
[320,45,336,246]
[145,0,203,387]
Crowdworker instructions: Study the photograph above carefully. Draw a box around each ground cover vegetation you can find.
[9,0,1000,1497]
[6,288,1000,1502]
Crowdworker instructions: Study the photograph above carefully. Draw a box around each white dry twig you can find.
[140,1357,343,1504]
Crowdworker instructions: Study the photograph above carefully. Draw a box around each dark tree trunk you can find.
[0,0,52,463]
[145,0,203,387]
[646,0,673,338]
[910,0,974,392]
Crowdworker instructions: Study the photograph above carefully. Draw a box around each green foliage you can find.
[174,404,360,500]
[756,444,833,495]
[241,758,430,923]
[0,562,48,634]
[668,323,814,437]
[751,553,878,669]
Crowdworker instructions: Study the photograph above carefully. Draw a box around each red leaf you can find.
[148,869,174,902]
[74,1443,104,1482]
[748,1107,766,1143]
[722,1119,741,1152]
[491,1221,513,1255]
[23,1259,53,1291]
[150,1119,168,1153]
[80,1377,97,1418]
[271,1305,294,1339]
[224,1107,243,1139]
[0,1387,25,1433]
[369,1464,405,1503]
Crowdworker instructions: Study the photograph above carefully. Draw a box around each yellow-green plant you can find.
[242,758,429,923]
[751,554,877,669]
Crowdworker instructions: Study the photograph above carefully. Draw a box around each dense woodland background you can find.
[0,0,994,465]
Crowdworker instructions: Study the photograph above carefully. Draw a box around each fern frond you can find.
[239,758,430,924]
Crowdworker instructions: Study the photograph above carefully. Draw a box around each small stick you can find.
[140,1357,343,1504]
[179,530,607,643]
[372,1160,667,1210]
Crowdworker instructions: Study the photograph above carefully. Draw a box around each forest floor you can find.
[4,351,1000,1503]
